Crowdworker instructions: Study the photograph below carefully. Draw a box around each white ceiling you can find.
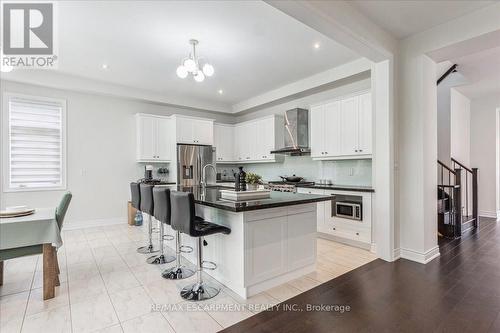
[451,46,500,99]
[5,1,360,112]
[350,1,495,39]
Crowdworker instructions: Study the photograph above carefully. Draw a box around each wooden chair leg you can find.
[54,253,60,286]
[43,244,56,300]
[0,261,3,286]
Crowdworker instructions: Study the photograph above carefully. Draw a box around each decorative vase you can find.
[134,211,143,226]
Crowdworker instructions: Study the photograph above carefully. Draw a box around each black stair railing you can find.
[451,157,479,228]
[438,160,462,237]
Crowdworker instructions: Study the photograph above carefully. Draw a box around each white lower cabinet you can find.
[297,188,373,247]
[244,204,316,286]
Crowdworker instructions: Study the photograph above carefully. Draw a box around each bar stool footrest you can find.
[202,260,217,270]
[163,234,175,241]
[180,245,193,253]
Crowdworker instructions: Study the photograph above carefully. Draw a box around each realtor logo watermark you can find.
[2,2,58,69]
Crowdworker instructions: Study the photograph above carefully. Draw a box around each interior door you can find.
[323,101,341,157]
[340,96,359,156]
[357,92,372,155]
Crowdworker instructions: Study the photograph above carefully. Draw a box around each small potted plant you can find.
[245,172,262,191]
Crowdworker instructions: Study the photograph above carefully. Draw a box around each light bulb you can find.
[194,71,205,82]
[202,63,214,77]
[176,65,188,78]
[183,58,196,72]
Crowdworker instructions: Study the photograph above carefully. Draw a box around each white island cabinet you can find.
[166,201,319,299]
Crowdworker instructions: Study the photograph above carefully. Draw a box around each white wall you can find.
[437,72,468,164]
[470,94,500,218]
[235,75,371,122]
[450,89,471,166]
[0,80,233,228]
[397,2,500,263]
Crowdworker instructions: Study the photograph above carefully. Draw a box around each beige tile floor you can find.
[0,223,376,333]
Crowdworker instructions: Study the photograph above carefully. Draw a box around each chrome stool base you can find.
[162,266,195,280]
[137,245,158,254]
[180,282,220,301]
[146,254,175,265]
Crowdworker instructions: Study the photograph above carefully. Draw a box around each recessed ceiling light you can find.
[313,42,320,49]
[101,64,109,70]
[218,89,224,95]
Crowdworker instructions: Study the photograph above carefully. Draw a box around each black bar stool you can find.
[137,183,158,254]
[169,192,231,301]
[147,188,176,264]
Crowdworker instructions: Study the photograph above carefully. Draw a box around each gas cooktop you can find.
[268,180,315,186]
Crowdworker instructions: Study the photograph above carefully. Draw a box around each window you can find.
[3,93,66,191]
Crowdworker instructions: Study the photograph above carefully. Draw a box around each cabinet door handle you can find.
[356,232,359,236]
[333,227,336,230]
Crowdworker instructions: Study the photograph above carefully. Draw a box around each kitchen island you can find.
[163,185,333,299]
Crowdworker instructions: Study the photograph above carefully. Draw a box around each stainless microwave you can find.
[335,201,362,221]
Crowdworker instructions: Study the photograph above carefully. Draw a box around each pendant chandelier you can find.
[176,39,214,82]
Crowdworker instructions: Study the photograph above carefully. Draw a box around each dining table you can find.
[0,207,62,300]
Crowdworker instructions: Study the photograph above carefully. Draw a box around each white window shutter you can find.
[8,96,65,190]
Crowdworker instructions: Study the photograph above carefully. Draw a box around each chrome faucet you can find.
[201,163,216,188]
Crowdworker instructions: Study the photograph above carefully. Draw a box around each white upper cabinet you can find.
[255,117,275,161]
[137,113,282,164]
[156,117,172,160]
[310,105,325,158]
[310,91,372,160]
[136,114,173,162]
[340,96,359,156]
[214,124,235,162]
[323,101,341,157]
[357,92,372,155]
[174,115,214,145]
[215,115,282,164]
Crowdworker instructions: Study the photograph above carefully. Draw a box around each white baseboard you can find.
[400,246,440,264]
[479,210,500,219]
[317,232,371,250]
[63,217,126,230]
[393,248,401,260]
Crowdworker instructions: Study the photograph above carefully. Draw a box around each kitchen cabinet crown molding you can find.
[171,114,215,122]
[309,89,371,109]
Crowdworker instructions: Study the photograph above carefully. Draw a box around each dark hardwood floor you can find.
[224,217,499,333]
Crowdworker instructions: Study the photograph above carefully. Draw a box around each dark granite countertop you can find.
[172,185,333,212]
[296,184,375,193]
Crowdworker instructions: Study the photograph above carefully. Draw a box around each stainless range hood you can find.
[270,108,310,156]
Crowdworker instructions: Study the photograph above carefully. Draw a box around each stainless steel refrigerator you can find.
[177,144,216,186]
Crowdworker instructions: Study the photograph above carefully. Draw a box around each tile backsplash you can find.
[217,156,372,187]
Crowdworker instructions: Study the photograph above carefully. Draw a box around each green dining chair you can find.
[0,192,72,285]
